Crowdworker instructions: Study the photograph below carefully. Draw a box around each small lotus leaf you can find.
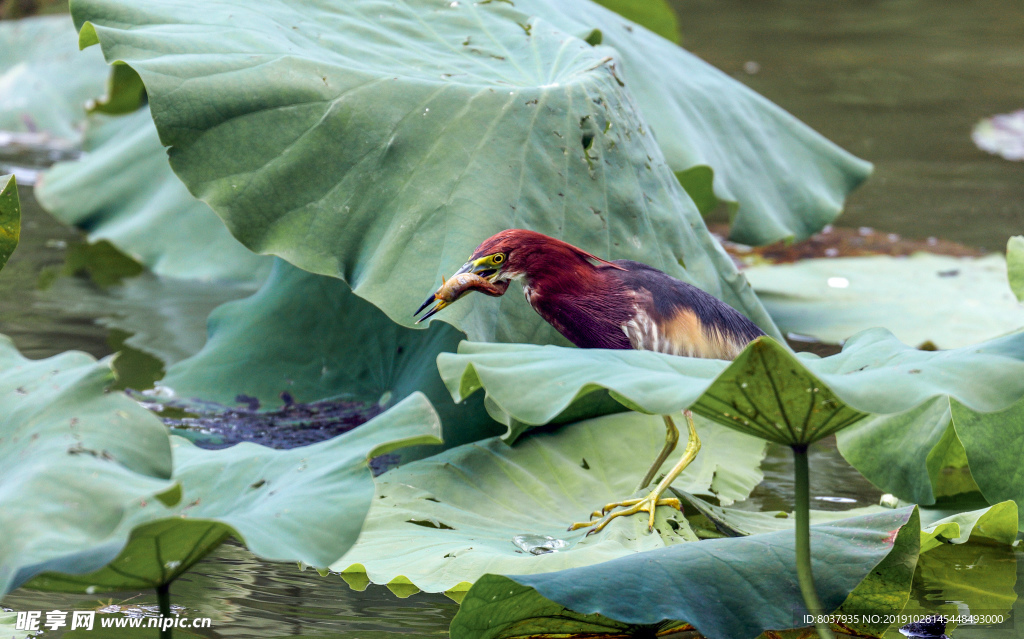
[26,393,442,593]
[0,336,174,596]
[450,508,919,639]
[440,328,1024,444]
[0,175,18,272]
[1008,235,1024,302]
[36,108,271,284]
[0,16,109,140]
[332,410,766,593]
[919,501,1019,552]
[743,253,1024,349]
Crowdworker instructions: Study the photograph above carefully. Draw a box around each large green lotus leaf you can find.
[0,16,109,140]
[839,395,1024,529]
[440,328,1024,444]
[331,410,766,595]
[70,0,779,345]
[517,0,872,245]
[743,254,1024,349]
[0,335,174,596]
[1009,236,1024,302]
[450,508,919,639]
[0,175,18,272]
[161,259,501,457]
[25,392,442,593]
[35,107,271,284]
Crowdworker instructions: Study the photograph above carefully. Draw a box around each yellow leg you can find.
[569,410,701,534]
[635,414,680,491]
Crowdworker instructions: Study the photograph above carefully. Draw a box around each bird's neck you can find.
[519,257,634,350]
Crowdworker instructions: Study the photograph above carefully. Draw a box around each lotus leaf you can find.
[70,0,791,346]
[0,335,175,596]
[0,611,29,639]
[680,490,1018,559]
[919,501,1019,552]
[1008,235,1024,302]
[36,108,271,284]
[449,508,919,639]
[87,63,146,116]
[516,0,872,245]
[440,328,1024,444]
[161,259,501,457]
[25,392,442,593]
[743,253,1024,349]
[0,16,109,140]
[332,410,766,594]
[0,175,18,272]
[839,395,1024,529]
[35,272,255,367]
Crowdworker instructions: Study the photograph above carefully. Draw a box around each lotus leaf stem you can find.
[793,444,834,639]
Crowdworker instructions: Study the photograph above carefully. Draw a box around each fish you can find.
[413,272,505,323]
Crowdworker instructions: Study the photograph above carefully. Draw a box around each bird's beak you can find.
[413,258,500,323]
[413,292,449,323]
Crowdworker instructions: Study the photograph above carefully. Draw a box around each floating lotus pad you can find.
[26,393,442,593]
[0,335,175,596]
[0,16,109,140]
[743,253,1024,349]
[332,410,767,594]
[450,508,920,639]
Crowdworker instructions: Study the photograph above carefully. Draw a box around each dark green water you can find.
[677,0,1024,252]
[3,0,1024,636]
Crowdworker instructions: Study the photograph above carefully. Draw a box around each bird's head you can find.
[413,229,621,322]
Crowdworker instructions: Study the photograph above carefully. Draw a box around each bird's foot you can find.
[567,492,682,535]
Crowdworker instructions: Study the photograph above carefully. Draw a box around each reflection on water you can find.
[3,542,457,638]
[674,0,1024,251]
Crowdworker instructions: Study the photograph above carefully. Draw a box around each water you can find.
[3,1,1024,636]
[676,0,1024,252]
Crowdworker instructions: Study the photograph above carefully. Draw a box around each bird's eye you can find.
[492,253,505,264]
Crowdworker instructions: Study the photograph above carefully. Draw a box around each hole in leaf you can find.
[407,519,454,530]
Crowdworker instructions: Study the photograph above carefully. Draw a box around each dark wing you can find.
[609,260,765,360]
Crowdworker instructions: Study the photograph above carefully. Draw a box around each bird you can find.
[414,229,765,533]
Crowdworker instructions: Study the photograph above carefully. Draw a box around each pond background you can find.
[2,0,1023,636]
